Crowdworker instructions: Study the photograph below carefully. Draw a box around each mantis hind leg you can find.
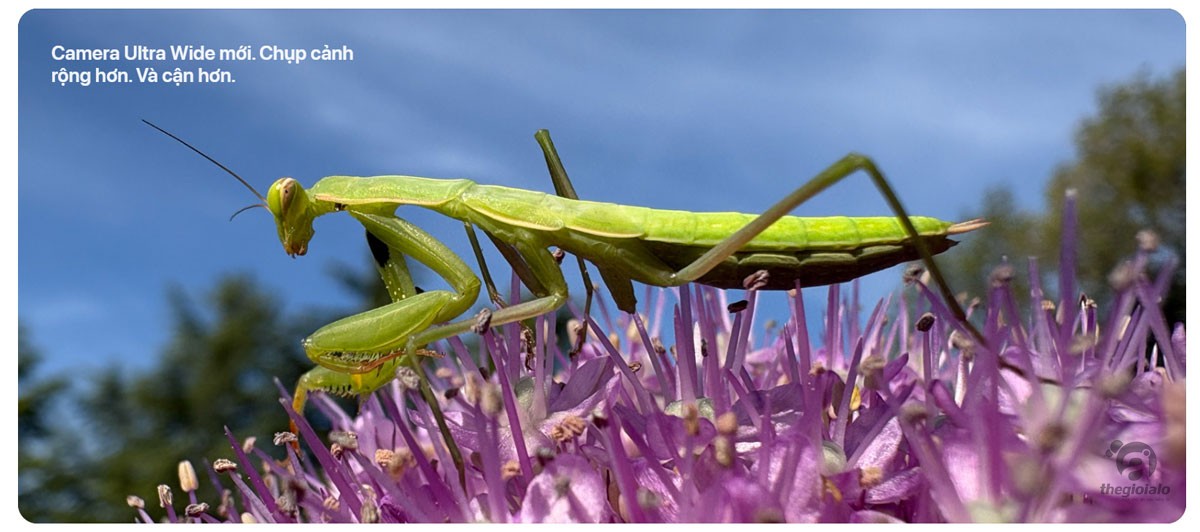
[408,231,569,348]
[639,154,975,334]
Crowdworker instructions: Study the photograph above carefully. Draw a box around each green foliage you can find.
[18,324,73,522]
[18,325,67,440]
[946,68,1184,325]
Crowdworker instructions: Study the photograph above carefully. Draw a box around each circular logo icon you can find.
[1106,440,1157,481]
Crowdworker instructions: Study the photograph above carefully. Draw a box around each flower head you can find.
[143,194,1183,522]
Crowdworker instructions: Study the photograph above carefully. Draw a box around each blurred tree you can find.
[946,68,1184,326]
[943,186,1040,301]
[18,324,75,522]
[17,325,66,440]
[1045,68,1185,326]
[17,273,353,522]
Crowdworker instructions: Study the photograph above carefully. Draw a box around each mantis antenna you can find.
[141,119,270,216]
[227,203,268,221]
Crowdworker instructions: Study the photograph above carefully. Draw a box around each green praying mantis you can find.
[145,121,984,422]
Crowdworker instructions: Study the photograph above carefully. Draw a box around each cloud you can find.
[22,294,104,328]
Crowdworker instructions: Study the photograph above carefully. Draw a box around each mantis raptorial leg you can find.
[290,212,477,484]
[409,232,569,346]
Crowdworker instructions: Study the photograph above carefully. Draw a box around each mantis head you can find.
[266,177,317,257]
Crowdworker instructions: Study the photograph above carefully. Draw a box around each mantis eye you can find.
[278,177,298,214]
[266,177,307,220]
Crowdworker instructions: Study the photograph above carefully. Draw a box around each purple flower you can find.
[142,194,1184,522]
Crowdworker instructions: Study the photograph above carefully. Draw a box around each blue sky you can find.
[17,10,1185,378]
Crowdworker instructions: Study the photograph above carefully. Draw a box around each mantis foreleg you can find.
[291,212,482,413]
[292,216,570,413]
[336,232,568,378]
[293,212,475,487]
[365,228,420,299]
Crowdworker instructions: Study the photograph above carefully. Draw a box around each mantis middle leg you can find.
[462,129,610,354]
[534,130,618,352]
[409,230,569,348]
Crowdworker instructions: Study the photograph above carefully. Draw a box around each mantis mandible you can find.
[145,121,984,421]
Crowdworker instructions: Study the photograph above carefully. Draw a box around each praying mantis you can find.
[144,121,984,422]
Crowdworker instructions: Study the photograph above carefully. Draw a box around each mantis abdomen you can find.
[643,239,952,289]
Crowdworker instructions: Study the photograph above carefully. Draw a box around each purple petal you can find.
[518,455,611,523]
[752,431,821,523]
[854,418,902,470]
[547,357,615,413]
[882,352,909,383]
[629,458,681,522]
[865,467,925,504]
[938,429,982,504]
[851,509,907,523]
[692,475,783,522]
